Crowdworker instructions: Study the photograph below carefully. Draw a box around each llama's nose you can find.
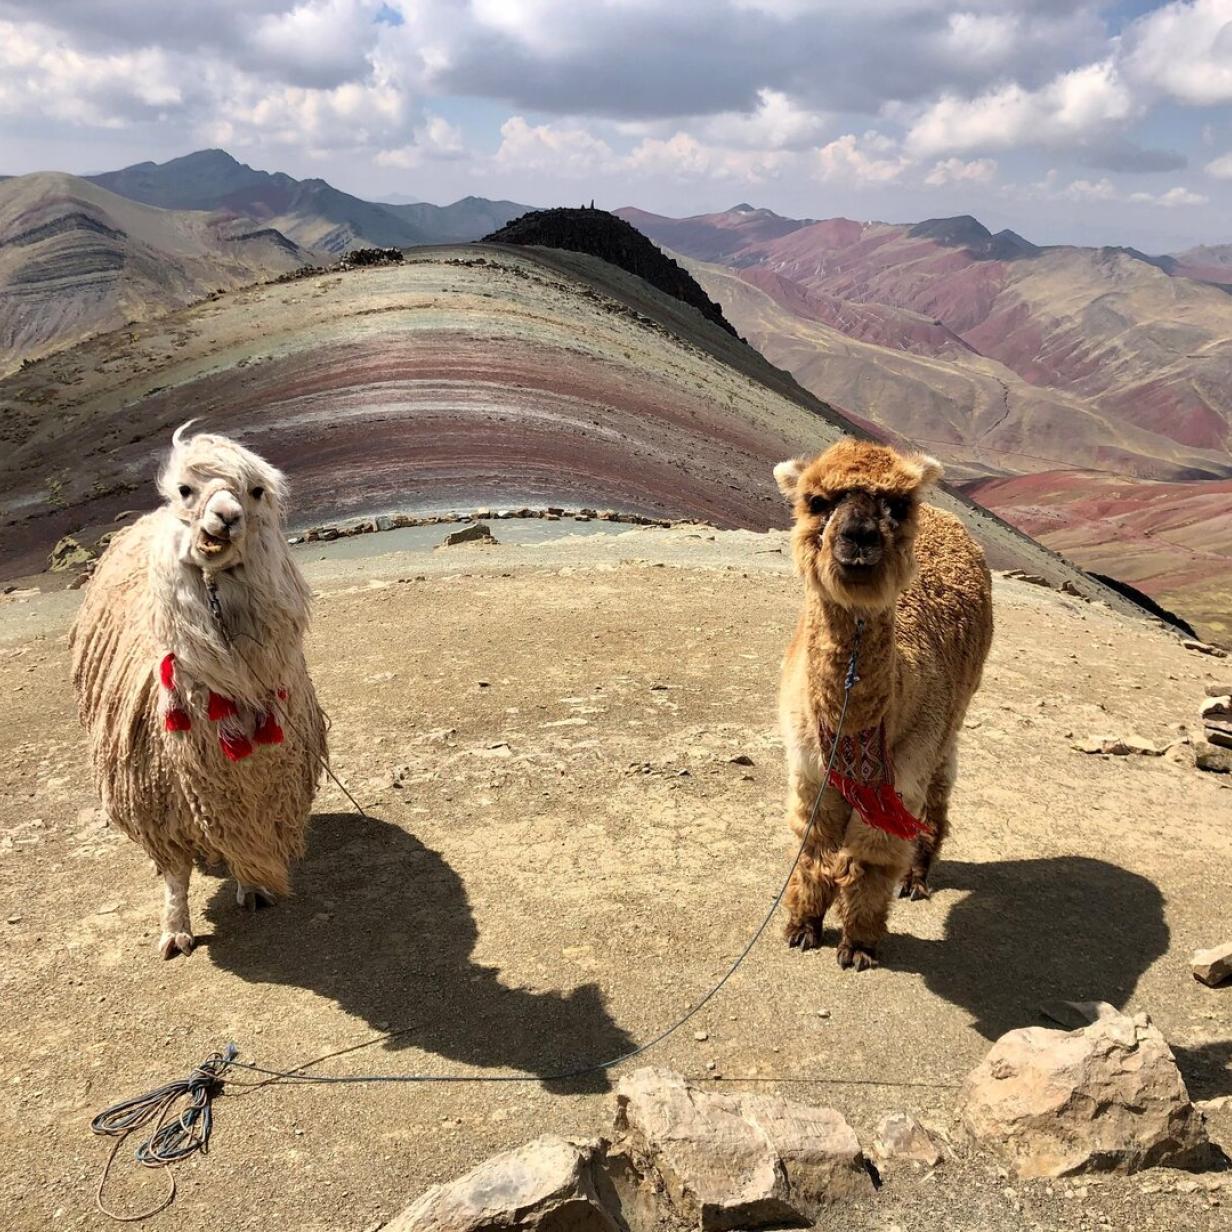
[839,518,880,550]
[218,510,240,529]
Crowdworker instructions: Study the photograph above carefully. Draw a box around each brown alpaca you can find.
[774,439,993,970]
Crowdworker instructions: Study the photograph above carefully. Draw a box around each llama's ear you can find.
[773,458,806,500]
[907,453,943,493]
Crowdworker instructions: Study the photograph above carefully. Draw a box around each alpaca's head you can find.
[774,439,942,612]
[158,423,289,571]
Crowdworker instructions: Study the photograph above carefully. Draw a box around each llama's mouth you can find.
[197,529,232,557]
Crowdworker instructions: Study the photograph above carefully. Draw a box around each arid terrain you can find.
[0,243,1145,632]
[1,525,1229,1231]
[620,206,1232,641]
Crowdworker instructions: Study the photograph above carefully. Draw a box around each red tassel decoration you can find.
[820,721,931,840]
[159,654,177,690]
[827,771,930,840]
[219,731,254,762]
[164,708,192,732]
[208,692,238,721]
[253,712,284,745]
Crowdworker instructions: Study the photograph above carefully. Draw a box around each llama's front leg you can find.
[783,771,849,950]
[901,752,955,901]
[835,860,899,971]
[158,861,194,959]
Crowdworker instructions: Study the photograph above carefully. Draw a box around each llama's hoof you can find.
[836,941,878,971]
[236,883,276,911]
[158,930,195,959]
[899,875,931,901]
[785,918,823,950]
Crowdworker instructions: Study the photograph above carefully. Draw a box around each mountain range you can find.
[0,150,530,371]
[617,203,1232,637]
[0,151,1228,636]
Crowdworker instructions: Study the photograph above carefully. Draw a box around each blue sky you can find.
[2,1,1230,251]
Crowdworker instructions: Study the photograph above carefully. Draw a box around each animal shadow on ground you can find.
[890,857,1170,1042]
[203,812,635,1094]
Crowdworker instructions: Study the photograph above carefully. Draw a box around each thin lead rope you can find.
[203,569,369,819]
[93,597,865,1219]
[231,619,864,1089]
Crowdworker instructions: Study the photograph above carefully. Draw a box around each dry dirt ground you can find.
[1,526,1230,1231]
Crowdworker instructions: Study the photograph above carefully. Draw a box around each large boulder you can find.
[612,1067,872,1230]
[385,1135,620,1232]
[958,1011,1210,1178]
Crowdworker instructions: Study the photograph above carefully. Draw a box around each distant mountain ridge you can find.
[0,171,310,373]
[88,149,531,255]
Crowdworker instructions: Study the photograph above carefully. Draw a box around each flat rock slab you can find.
[958,1011,1210,1178]
[613,1067,872,1230]
[387,1135,620,1232]
[1192,943,1232,987]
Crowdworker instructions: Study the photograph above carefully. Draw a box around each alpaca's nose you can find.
[839,518,880,550]
[218,510,240,529]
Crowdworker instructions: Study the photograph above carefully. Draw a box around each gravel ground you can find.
[0,526,1229,1231]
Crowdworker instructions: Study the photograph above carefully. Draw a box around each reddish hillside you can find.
[967,470,1232,641]
[619,206,1232,482]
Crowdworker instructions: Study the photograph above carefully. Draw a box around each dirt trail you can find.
[1,526,1229,1231]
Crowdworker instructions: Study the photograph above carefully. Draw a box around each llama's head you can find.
[158,423,289,571]
[774,439,943,612]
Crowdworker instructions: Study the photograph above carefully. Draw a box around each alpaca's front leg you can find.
[158,861,194,959]
[783,771,849,950]
[835,860,900,970]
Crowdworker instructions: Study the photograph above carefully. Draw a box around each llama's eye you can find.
[251,486,264,500]
[808,494,831,516]
[178,485,193,499]
[885,496,911,522]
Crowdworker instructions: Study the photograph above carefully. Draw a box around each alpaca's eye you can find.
[885,496,911,522]
[251,486,264,500]
[178,485,193,499]
[808,494,831,516]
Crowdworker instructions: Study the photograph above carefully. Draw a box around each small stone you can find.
[1200,696,1232,721]
[441,522,497,547]
[816,1009,831,1019]
[694,1031,709,1041]
[1204,683,1232,697]
[1192,943,1232,988]
[728,754,755,766]
[1195,743,1232,773]
[873,1113,943,1167]
[1184,639,1229,659]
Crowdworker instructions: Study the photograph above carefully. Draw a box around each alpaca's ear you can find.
[907,453,943,493]
[773,458,806,500]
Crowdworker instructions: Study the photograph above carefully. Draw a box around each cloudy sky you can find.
[2,0,1231,250]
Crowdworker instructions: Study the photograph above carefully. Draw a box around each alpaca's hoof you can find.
[899,875,931,901]
[836,942,878,971]
[236,883,276,911]
[785,918,823,950]
[158,930,195,959]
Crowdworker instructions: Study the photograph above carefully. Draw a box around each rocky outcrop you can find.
[958,1011,1210,1178]
[611,1067,872,1230]
[1192,942,1232,987]
[483,208,738,337]
[386,1136,621,1232]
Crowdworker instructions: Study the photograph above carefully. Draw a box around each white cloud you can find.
[907,59,1135,158]
[1122,0,1232,106]
[1130,185,1210,207]
[924,157,997,186]
[493,116,614,176]
[1206,151,1232,180]
[625,132,794,182]
[815,133,908,185]
[374,115,465,168]
[696,89,828,152]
